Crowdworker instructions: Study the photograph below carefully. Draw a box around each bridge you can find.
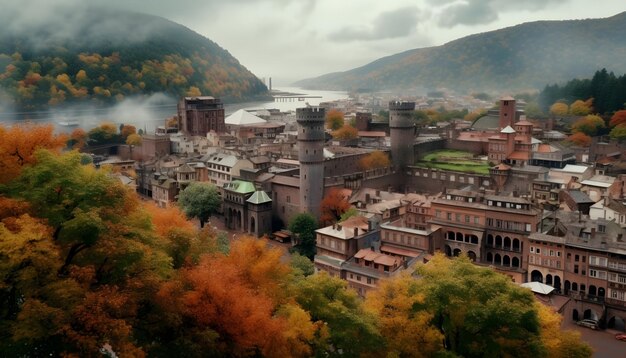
[273,95,322,102]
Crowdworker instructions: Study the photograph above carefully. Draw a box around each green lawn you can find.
[416,150,491,174]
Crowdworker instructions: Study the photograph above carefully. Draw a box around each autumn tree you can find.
[331,124,358,140]
[88,122,120,145]
[0,124,66,183]
[68,128,88,149]
[414,254,544,357]
[566,132,592,147]
[288,213,318,259]
[549,102,569,117]
[293,272,382,356]
[571,114,606,136]
[290,253,315,277]
[320,187,351,226]
[358,150,391,170]
[364,272,444,357]
[153,239,318,357]
[325,109,344,130]
[126,133,142,146]
[536,302,592,358]
[569,98,593,116]
[177,182,221,228]
[609,110,626,127]
[610,125,626,142]
[120,124,137,139]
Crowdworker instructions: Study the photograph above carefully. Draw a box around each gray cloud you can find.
[329,6,420,42]
[436,0,569,28]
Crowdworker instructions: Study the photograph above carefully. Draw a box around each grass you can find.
[415,149,491,175]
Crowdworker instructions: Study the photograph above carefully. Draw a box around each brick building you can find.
[178,96,225,136]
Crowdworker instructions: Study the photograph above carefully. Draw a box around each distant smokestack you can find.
[269,77,272,91]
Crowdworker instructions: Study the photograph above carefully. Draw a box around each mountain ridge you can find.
[295,12,626,93]
[0,6,268,109]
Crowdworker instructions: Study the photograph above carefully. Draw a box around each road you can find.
[562,320,625,357]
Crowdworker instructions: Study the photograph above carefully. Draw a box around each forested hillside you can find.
[0,7,268,109]
[295,12,626,93]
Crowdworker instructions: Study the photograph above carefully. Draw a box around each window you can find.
[575,255,579,262]
[536,248,541,254]
[367,278,372,284]
[465,215,470,223]
[530,247,535,253]
[357,275,361,281]
[474,217,479,224]
[435,210,441,218]
[589,269,606,279]
[455,214,461,222]
[574,265,579,274]
[384,266,389,272]
[447,213,452,220]
[589,256,608,267]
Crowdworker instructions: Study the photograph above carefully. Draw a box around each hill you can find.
[295,12,626,93]
[0,6,268,109]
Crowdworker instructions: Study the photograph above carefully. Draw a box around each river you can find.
[0,87,348,133]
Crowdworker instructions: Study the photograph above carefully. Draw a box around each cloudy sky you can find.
[8,0,626,85]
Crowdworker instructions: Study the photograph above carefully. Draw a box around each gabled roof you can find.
[247,190,272,204]
[501,125,516,134]
[175,163,196,173]
[225,109,267,126]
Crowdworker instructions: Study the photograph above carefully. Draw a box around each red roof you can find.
[508,151,530,160]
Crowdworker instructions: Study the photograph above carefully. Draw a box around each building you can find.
[389,101,416,169]
[223,180,273,237]
[178,96,225,136]
[205,153,253,189]
[297,107,326,221]
[430,188,540,282]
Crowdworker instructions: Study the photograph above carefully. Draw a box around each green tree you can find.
[339,207,358,222]
[177,182,220,228]
[290,252,315,277]
[288,213,318,259]
[293,272,382,356]
[414,254,544,358]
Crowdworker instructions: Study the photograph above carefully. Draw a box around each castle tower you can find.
[389,101,416,169]
[499,96,516,129]
[297,107,326,221]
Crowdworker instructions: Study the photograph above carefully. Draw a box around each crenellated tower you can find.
[297,107,325,221]
[389,101,416,169]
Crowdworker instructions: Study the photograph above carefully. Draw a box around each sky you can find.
[5,0,626,86]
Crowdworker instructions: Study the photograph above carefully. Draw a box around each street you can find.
[563,320,626,357]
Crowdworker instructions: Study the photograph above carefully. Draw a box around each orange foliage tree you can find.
[68,127,88,149]
[120,124,137,139]
[571,114,605,136]
[331,125,358,140]
[0,123,67,183]
[320,187,351,226]
[609,110,626,127]
[155,238,317,357]
[567,132,592,147]
[358,150,391,170]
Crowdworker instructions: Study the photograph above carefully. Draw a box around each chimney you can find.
[365,193,371,204]
[376,189,380,197]
[618,234,623,242]
[370,246,375,251]
[591,227,596,239]
[354,227,359,237]
[337,224,342,231]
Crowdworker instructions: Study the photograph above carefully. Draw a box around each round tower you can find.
[389,101,416,168]
[297,107,326,221]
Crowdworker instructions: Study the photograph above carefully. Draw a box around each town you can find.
[83,92,626,338]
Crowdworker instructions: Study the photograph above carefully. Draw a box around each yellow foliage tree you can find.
[550,102,569,117]
[364,272,444,357]
[358,150,391,170]
[569,98,593,116]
